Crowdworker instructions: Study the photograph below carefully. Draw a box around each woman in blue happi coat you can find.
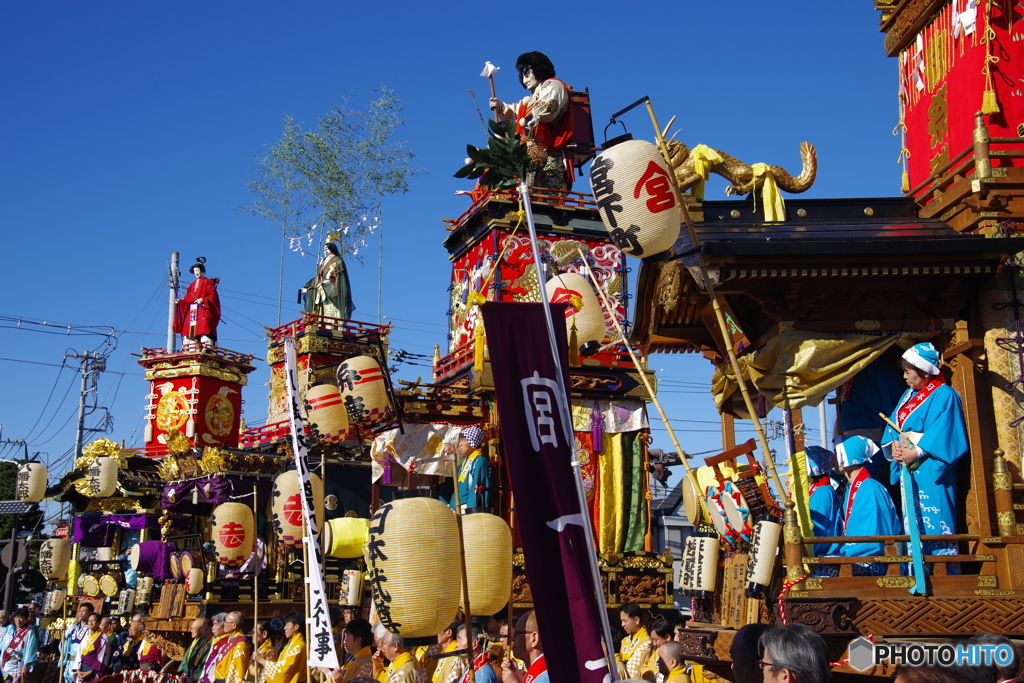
[804,446,842,557]
[836,435,902,576]
[881,342,968,572]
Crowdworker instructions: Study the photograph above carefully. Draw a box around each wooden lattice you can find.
[852,598,1024,635]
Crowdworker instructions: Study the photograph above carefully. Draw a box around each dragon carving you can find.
[666,140,818,197]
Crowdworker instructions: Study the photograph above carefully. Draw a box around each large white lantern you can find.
[39,539,70,580]
[745,516,782,599]
[461,511,512,616]
[86,457,118,497]
[337,356,391,426]
[211,503,255,567]
[16,464,47,503]
[545,272,607,355]
[272,471,325,548]
[304,384,350,444]
[365,492,461,638]
[590,139,682,258]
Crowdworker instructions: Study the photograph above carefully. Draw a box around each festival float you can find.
[18,4,1024,682]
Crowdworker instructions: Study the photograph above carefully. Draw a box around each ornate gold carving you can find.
[77,438,131,470]
[165,429,192,456]
[993,472,1013,491]
[199,447,228,475]
[204,395,235,437]
[975,555,996,562]
[784,526,802,545]
[998,511,1016,536]
[977,575,998,588]
[873,556,911,563]
[615,554,671,570]
[155,458,181,481]
[85,497,142,513]
[974,589,1015,596]
[803,578,823,591]
[876,576,915,589]
[155,392,190,432]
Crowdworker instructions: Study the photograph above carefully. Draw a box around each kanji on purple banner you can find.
[481,301,612,683]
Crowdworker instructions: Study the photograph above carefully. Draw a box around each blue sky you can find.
[0,2,899,491]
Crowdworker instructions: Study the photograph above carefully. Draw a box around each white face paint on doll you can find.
[521,68,539,90]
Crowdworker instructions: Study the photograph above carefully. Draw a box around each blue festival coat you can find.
[839,475,902,564]
[808,478,841,556]
[881,383,968,545]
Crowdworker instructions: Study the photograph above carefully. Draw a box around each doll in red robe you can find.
[174,257,221,348]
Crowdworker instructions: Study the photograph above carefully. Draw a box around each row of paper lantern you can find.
[305,355,392,444]
[18,460,118,503]
[364,494,512,639]
[678,517,782,599]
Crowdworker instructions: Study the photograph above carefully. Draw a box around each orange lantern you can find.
[589,139,682,258]
[304,384,350,444]
[211,503,255,567]
[545,272,607,356]
[336,356,391,426]
[272,471,325,548]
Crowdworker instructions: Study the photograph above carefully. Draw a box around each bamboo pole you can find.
[641,101,788,506]
[450,457,476,683]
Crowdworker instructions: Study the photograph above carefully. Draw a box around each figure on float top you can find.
[489,51,573,190]
[174,257,221,349]
[881,342,969,573]
[301,240,355,321]
[835,434,902,576]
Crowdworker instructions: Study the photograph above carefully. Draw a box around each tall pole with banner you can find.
[283,337,340,673]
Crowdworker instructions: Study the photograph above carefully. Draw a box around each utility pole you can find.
[67,351,109,461]
[167,252,180,352]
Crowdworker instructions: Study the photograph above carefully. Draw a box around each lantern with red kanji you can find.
[589,139,681,258]
[272,471,325,548]
[545,272,607,356]
[211,503,255,566]
[336,356,392,426]
[304,384,350,444]
[185,567,204,595]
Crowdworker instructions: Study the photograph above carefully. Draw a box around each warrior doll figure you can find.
[490,51,574,190]
[174,257,221,349]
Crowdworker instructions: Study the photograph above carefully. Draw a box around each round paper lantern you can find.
[185,567,204,595]
[39,539,70,580]
[461,511,512,616]
[304,384,350,444]
[589,139,682,258]
[169,552,182,580]
[325,518,370,559]
[272,471,325,548]
[211,503,255,567]
[86,457,118,498]
[690,530,720,598]
[16,464,47,503]
[136,576,154,605]
[744,516,782,600]
[545,273,607,355]
[47,588,66,615]
[364,492,461,638]
[117,589,136,615]
[337,356,391,426]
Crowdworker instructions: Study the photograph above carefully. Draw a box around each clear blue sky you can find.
[0,2,899,492]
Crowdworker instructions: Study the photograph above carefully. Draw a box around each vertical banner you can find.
[283,337,340,669]
[481,302,611,683]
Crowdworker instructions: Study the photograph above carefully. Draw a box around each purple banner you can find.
[481,302,611,683]
[72,514,157,544]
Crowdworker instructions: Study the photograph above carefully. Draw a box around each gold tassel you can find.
[901,170,910,194]
[473,322,485,373]
[981,89,1000,115]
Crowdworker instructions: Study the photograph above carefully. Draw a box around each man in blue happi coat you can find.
[447,426,492,513]
[804,446,842,557]
[836,435,902,576]
[881,342,968,573]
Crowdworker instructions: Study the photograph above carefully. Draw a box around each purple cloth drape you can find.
[161,476,273,509]
[71,514,157,544]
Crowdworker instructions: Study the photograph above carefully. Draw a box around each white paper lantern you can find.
[364,492,461,638]
[47,588,67,615]
[136,576,154,605]
[745,516,782,599]
[211,503,255,567]
[86,457,118,498]
[545,272,607,354]
[185,567,204,595]
[589,139,682,258]
[304,384,350,444]
[461,511,512,616]
[117,589,136,615]
[339,569,364,607]
[690,531,720,597]
[16,464,47,503]
[39,539,70,580]
[272,471,325,548]
[337,356,391,426]
[679,535,696,596]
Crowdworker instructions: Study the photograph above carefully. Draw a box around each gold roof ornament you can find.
[165,429,192,456]
[198,447,227,475]
[76,438,132,470]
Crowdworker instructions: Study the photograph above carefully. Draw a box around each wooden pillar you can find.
[721,413,735,451]
[791,409,805,454]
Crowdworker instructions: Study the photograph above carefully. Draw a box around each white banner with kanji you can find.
[283,337,340,669]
